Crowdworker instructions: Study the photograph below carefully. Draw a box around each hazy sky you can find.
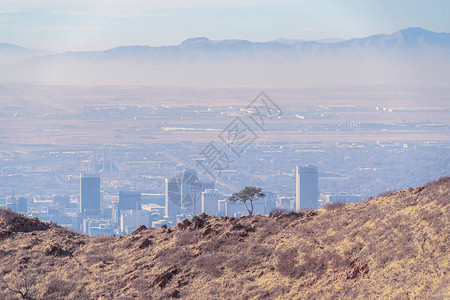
[1,0,449,52]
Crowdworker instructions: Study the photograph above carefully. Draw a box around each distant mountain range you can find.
[1,27,449,65]
[272,38,346,44]
[0,43,43,55]
[2,27,450,86]
[0,43,50,65]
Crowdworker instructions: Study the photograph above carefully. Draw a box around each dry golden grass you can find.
[0,177,449,299]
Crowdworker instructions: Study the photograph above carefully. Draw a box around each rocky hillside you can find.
[0,177,449,299]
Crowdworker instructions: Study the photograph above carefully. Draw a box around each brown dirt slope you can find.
[0,177,449,299]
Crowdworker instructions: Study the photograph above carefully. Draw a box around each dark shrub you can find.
[275,247,303,278]
[324,202,347,211]
[192,254,223,277]
[269,208,286,217]
[377,190,398,197]
[44,278,76,299]
[176,230,197,246]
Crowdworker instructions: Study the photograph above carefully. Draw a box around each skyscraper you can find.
[80,174,101,217]
[201,189,222,216]
[118,191,142,217]
[120,210,150,234]
[263,191,277,214]
[165,177,180,219]
[165,169,201,219]
[296,165,318,210]
[17,197,28,214]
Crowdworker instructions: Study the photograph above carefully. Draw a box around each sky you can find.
[1,0,449,52]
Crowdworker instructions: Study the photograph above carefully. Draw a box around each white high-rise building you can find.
[120,210,150,234]
[165,169,201,220]
[296,165,318,210]
[201,189,222,216]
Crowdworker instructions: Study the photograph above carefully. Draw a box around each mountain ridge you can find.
[4,27,450,64]
[0,177,448,299]
[4,27,450,86]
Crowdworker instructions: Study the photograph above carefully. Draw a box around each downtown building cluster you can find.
[2,165,326,235]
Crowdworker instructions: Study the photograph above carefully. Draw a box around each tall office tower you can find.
[165,169,201,219]
[296,165,319,210]
[17,197,28,214]
[263,191,277,214]
[201,189,222,216]
[118,191,141,218]
[102,144,115,174]
[80,174,101,217]
[165,178,178,219]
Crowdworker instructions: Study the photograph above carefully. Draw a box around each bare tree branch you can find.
[0,271,36,300]
[229,186,265,216]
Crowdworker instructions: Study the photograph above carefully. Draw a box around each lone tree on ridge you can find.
[229,186,265,216]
